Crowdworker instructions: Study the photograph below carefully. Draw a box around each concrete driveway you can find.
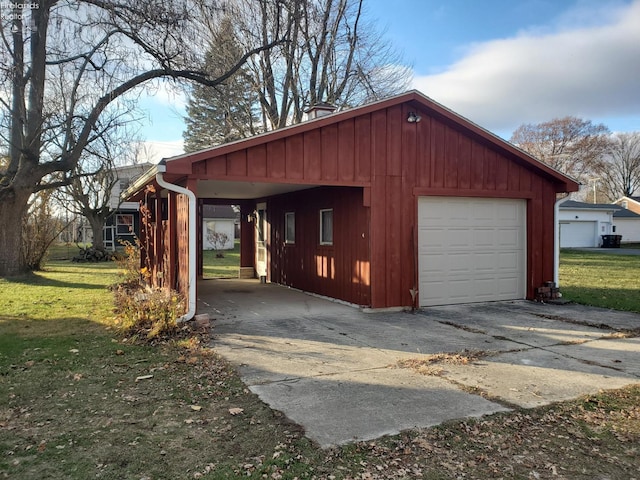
[199,279,640,448]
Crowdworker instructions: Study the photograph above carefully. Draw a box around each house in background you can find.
[612,205,640,242]
[124,90,579,316]
[203,205,237,250]
[615,196,640,215]
[559,200,640,246]
[558,201,615,247]
[103,163,152,250]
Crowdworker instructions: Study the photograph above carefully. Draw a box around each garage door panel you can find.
[497,228,520,246]
[474,252,497,271]
[418,197,526,306]
[559,222,596,247]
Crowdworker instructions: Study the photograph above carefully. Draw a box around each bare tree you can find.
[238,0,412,130]
[597,132,640,201]
[0,0,287,276]
[21,189,65,271]
[56,129,147,251]
[510,116,610,185]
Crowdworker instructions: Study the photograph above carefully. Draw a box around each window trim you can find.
[285,212,295,244]
[116,214,134,235]
[319,208,333,246]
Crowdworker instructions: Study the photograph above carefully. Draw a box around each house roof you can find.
[202,205,237,219]
[560,200,619,211]
[616,196,640,205]
[560,200,640,218]
[125,90,580,200]
[614,208,640,218]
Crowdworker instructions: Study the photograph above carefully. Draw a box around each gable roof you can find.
[125,90,579,200]
[616,196,640,205]
[164,90,578,188]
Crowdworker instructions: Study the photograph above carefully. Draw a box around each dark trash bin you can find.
[601,234,622,248]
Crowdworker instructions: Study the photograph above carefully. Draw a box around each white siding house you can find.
[613,208,640,242]
[203,205,236,250]
[558,201,615,247]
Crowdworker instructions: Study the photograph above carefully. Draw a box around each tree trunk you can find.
[87,214,106,251]
[0,188,31,277]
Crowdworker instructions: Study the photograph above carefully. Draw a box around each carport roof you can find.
[124,90,580,201]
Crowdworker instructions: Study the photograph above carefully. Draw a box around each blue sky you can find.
[138,0,640,161]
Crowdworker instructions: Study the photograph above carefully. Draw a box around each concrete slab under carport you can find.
[199,279,640,447]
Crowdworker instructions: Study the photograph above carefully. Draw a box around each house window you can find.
[285,212,295,244]
[319,209,333,245]
[116,214,134,235]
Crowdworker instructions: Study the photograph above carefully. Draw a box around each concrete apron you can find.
[200,279,640,448]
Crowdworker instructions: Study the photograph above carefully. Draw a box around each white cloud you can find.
[413,0,640,136]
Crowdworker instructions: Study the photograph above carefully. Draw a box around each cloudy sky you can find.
[139,0,640,161]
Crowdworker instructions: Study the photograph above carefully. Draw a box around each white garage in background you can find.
[202,205,237,250]
[558,201,614,248]
[418,197,526,307]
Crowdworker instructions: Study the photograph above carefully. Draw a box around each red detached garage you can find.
[125,90,579,317]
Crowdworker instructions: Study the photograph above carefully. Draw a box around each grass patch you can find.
[203,239,241,278]
[1,259,639,479]
[559,249,640,312]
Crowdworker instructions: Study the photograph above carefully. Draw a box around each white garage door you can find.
[559,222,596,248]
[418,197,526,306]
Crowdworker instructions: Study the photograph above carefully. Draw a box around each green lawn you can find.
[202,239,241,278]
[0,250,639,478]
[559,249,640,312]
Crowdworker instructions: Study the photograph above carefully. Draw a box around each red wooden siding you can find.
[268,187,370,306]
[153,93,577,309]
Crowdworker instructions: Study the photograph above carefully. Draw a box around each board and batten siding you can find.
[268,187,370,306]
[177,99,567,308]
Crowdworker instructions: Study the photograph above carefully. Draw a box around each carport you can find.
[125,90,579,320]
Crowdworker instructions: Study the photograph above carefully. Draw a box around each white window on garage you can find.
[418,197,526,306]
[320,209,333,245]
[285,212,295,244]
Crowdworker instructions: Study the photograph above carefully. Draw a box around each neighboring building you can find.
[559,200,640,246]
[615,196,640,215]
[558,201,615,247]
[203,205,236,250]
[104,163,152,250]
[612,205,640,243]
[125,90,578,312]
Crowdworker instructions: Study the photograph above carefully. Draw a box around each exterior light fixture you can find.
[407,112,422,123]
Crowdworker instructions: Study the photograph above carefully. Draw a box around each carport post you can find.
[156,167,197,323]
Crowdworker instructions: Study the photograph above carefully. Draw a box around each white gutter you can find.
[155,166,197,323]
[554,195,572,287]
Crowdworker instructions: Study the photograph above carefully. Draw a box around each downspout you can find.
[554,195,571,287]
[155,166,197,323]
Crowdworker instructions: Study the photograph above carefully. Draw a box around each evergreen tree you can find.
[183,18,258,152]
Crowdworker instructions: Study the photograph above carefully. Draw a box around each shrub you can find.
[113,286,185,339]
[113,240,185,339]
